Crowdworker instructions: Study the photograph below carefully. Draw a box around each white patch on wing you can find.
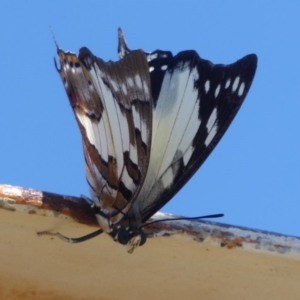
[115,107,130,160]
[121,83,127,95]
[147,53,158,62]
[177,96,201,163]
[89,66,126,177]
[142,79,150,99]
[132,104,148,147]
[238,82,245,96]
[122,167,135,192]
[127,77,134,87]
[132,105,140,133]
[225,78,231,89]
[205,124,218,146]
[77,114,107,163]
[97,118,108,162]
[183,145,194,166]
[161,65,168,71]
[154,66,199,178]
[214,84,221,98]
[206,108,217,132]
[135,74,142,90]
[232,76,240,92]
[149,66,154,72]
[86,158,106,189]
[141,119,148,146]
[109,77,119,92]
[161,167,174,188]
[129,143,138,165]
[86,156,115,207]
[137,63,201,205]
[205,108,218,146]
[205,80,210,93]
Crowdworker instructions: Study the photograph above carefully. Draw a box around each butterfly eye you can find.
[117,229,131,245]
[117,229,147,247]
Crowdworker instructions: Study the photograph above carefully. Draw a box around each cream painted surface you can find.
[0,208,299,300]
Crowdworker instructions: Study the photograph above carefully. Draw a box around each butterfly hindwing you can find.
[117,30,257,222]
[57,47,152,226]
[118,31,257,222]
[136,51,257,221]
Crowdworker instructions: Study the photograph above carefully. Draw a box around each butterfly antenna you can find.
[49,26,60,50]
[140,213,224,229]
[112,204,127,216]
[50,26,61,72]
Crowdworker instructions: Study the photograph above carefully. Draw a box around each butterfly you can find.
[54,28,257,252]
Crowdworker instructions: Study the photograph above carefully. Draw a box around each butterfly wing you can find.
[137,51,257,222]
[56,47,152,226]
[118,30,257,222]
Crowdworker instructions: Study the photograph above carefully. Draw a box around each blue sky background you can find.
[0,2,299,237]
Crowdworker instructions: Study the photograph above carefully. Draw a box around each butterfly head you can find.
[114,227,147,254]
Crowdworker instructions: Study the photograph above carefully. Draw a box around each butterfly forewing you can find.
[57,47,152,226]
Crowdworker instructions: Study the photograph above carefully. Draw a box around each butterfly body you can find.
[56,29,257,252]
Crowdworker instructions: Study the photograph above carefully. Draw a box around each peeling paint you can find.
[1,183,300,258]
